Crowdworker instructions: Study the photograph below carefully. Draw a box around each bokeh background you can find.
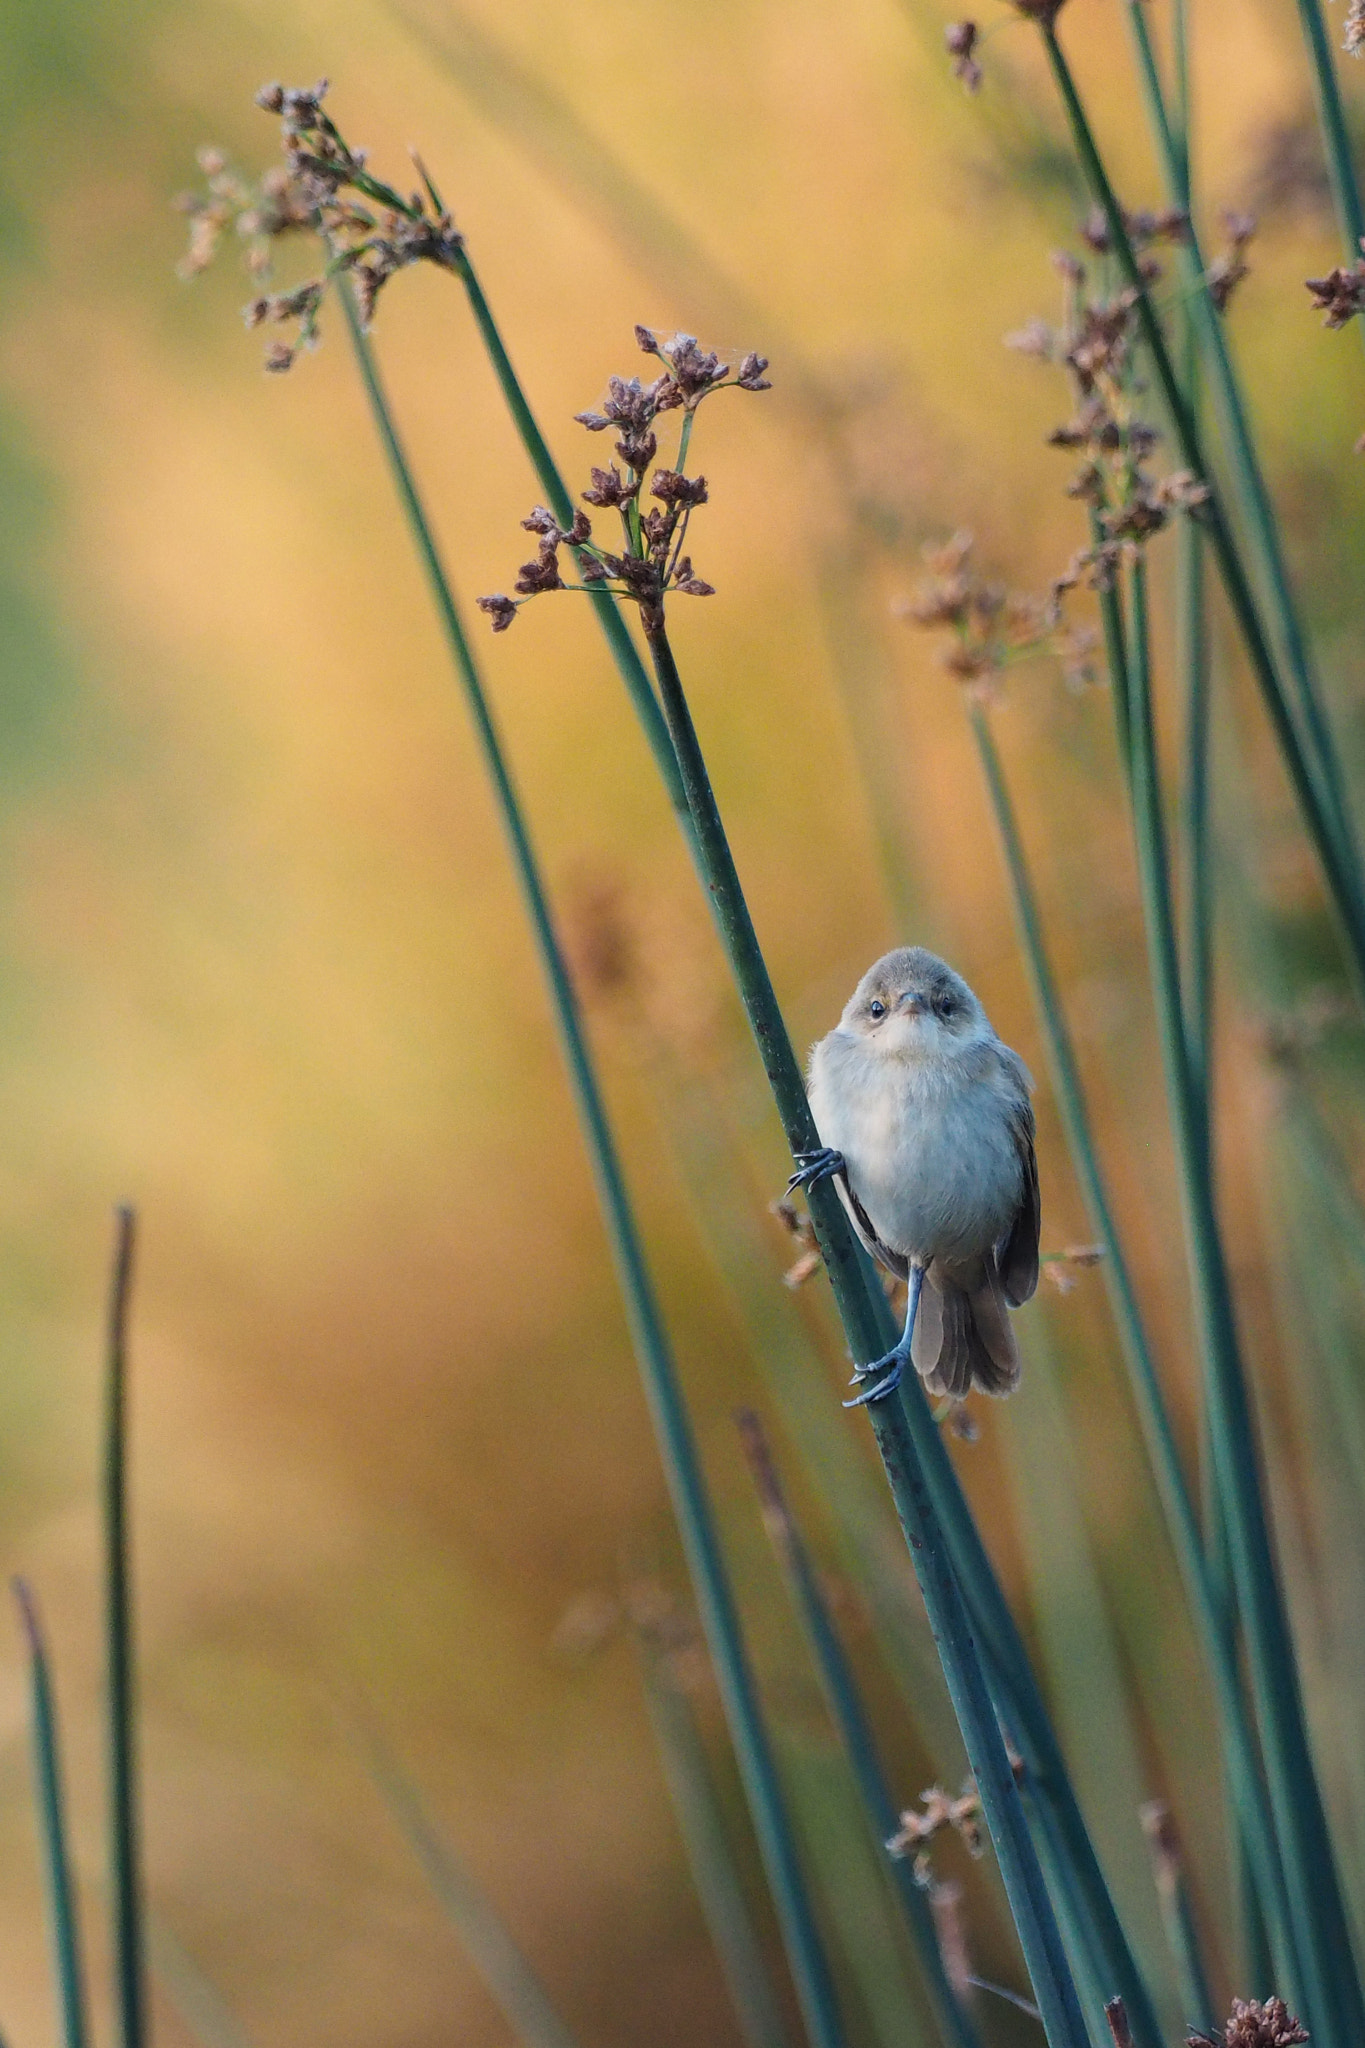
[2,0,1364,2042]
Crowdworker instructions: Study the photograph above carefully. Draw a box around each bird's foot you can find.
[787,1147,846,1195]
[843,1348,905,1408]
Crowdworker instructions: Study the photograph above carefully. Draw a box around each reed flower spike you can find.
[479,327,771,634]
[176,81,463,369]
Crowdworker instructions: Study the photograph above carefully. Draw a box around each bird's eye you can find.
[938,996,959,1019]
[868,999,886,1020]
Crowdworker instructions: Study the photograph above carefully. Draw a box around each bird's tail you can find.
[911,1256,1021,1399]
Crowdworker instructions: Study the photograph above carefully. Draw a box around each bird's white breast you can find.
[808,1029,1023,1266]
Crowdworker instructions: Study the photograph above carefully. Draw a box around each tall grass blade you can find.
[13,1580,90,2048]
[636,1635,795,2048]
[338,291,847,2048]
[736,1411,984,2048]
[104,1202,146,2048]
[642,619,1091,2048]
[361,1733,583,2048]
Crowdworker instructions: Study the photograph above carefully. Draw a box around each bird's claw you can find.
[843,1355,904,1407]
[787,1147,846,1195]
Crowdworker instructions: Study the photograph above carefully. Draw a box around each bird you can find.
[789,946,1039,1407]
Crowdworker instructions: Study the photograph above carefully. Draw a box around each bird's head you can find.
[839,947,991,1062]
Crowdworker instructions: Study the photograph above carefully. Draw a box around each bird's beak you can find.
[899,992,926,1016]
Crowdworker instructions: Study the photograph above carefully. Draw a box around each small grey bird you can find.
[790,947,1039,1406]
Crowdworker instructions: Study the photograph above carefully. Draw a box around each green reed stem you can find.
[636,1633,795,2048]
[339,291,845,2048]
[966,696,1296,1988]
[14,1581,89,2048]
[643,617,1091,2048]
[737,1411,983,2048]
[1292,0,1365,280]
[441,248,691,828]
[363,1732,583,2048]
[1041,23,1365,988]
[1120,0,1358,869]
[105,1204,146,2048]
[1117,555,1362,2047]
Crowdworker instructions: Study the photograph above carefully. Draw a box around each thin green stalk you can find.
[1292,0,1365,272]
[146,1919,257,2048]
[636,1635,795,2048]
[105,1203,146,2048]
[363,1734,583,2048]
[14,1581,89,2048]
[965,702,1295,1985]
[1120,556,1363,2047]
[893,1367,1166,2048]
[339,291,846,2048]
[1139,1806,1215,2034]
[737,1412,984,2048]
[642,617,1090,2048]
[1120,0,1357,868]
[1041,22,1365,988]
[444,248,691,828]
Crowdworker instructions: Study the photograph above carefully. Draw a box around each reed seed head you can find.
[482,328,769,632]
[177,82,464,368]
[944,21,982,90]
[1187,1998,1309,2048]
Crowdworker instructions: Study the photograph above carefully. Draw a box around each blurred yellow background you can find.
[1,0,1363,2042]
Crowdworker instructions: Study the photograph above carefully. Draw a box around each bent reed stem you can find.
[339,290,847,2048]
[643,616,1092,2048]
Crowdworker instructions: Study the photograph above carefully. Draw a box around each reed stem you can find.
[14,1581,90,2048]
[643,616,1091,2048]
[966,699,1296,1991]
[1041,23,1365,990]
[1117,555,1363,2047]
[340,291,846,2048]
[737,1412,984,2048]
[1120,0,1358,869]
[444,249,692,829]
[105,1204,146,2048]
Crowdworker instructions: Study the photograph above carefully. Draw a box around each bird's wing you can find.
[999,1095,1040,1307]
[841,1180,911,1283]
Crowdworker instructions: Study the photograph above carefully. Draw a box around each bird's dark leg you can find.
[787,1147,845,1194]
[844,1263,925,1408]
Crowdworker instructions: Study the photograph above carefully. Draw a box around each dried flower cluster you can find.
[1187,1997,1309,2048]
[1344,0,1365,53]
[1197,210,1256,309]
[895,532,1096,699]
[944,20,982,91]
[887,1780,985,1875]
[1306,243,1365,327]
[1042,1243,1106,1293]
[771,1197,824,1289]
[177,81,463,370]
[479,328,770,634]
[1007,243,1211,584]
